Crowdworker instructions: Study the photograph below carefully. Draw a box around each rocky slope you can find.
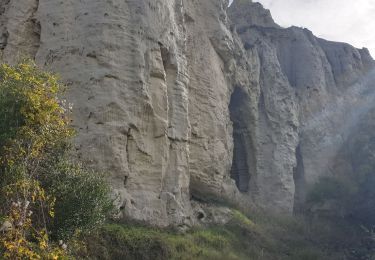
[0,0,373,226]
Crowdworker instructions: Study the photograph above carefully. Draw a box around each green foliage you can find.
[79,208,346,260]
[0,75,23,146]
[0,60,112,258]
[231,209,256,229]
[0,61,73,166]
[81,223,242,260]
[41,160,114,240]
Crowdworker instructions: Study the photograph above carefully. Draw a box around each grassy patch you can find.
[80,223,251,260]
[75,207,361,260]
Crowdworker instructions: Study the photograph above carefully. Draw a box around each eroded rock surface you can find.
[229,0,374,212]
[0,0,373,225]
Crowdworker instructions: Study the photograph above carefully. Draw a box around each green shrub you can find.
[0,60,113,258]
[40,160,114,240]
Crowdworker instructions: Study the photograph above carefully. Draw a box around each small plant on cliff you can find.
[0,61,113,258]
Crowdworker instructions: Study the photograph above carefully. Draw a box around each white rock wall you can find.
[1,0,373,225]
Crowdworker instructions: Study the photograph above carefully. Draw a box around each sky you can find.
[229,0,375,57]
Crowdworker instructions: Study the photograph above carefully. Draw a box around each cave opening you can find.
[229,87,255,193]
[293,144,306,214]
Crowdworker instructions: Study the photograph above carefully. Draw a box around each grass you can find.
[75,207,369,260]
[79,222,250,260]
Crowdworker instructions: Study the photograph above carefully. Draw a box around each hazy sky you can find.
[229,0,375,57]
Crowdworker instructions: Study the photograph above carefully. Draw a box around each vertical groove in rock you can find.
[293,143,306,214]
[229,87,255,193]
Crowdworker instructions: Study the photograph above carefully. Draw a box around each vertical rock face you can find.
[0,0,373,225]
[0,0,40,63]
[0,0,250,226]
[229,0,374,212]
[34,0,194,227]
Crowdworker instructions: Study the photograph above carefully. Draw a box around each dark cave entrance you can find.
[229,87,255,193]
[293,144,306,214]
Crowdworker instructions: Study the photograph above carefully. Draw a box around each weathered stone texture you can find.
[0,0,373,224]
[229,0,374,212]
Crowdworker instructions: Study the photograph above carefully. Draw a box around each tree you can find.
[0,61,113,259]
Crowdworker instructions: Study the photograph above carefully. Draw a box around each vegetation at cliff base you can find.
[77,206,372,260]
[0,61,113,259]
[1,61,374,260]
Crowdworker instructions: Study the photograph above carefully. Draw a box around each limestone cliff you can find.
[0,0,373,226]
[229,0,374,212]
